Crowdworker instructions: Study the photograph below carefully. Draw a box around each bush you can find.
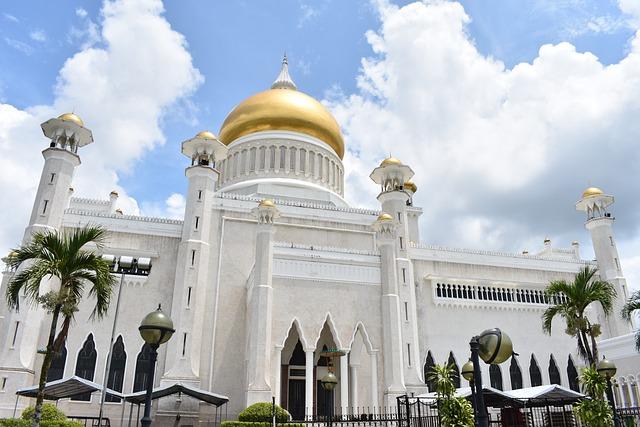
[238,402,290,423]
[21,404,67,422]
[222,422,304,427]
[0,419,29,427]
[0,420,82,427]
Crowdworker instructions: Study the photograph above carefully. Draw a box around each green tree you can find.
[573,367,613,427]
[621,290,640,352]
[427,363,474,427]
[542,266,616,366]
[5,226,116,427]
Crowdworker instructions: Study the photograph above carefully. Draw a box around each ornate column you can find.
[340,353,349,414]
[246,199,280,406]
[370,351,379,410]
[349,363,359,411]
[274,345,283,405]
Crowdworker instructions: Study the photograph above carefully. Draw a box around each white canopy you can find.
[505,384,585,404]
[124,383,229,407]
[16,376,123,400]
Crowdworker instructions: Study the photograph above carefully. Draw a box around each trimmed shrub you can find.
[0,419,29,427]
[238,403,290,423]
[21,404,67,422]
[222,422,304,427]
[0,420,82,427]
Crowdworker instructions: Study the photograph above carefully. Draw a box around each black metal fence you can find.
[618,407,640,427]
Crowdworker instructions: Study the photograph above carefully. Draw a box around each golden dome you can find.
[259,199,275,208]
[377,212,393,221]
[404,180,417,193]
[196,130,217,140]
[58,113,84,127]
[582,187,603,199]
[219,89,344,159]
[380,157,402,167]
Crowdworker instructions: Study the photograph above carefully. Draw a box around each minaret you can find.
[26,113,93,237]
[576,186,630,338]
[245,199,279,405]
[370,157,425,400]
[0,113,92,411]
[162,131,228,389]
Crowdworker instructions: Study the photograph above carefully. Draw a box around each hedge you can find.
[221,422,304,427]
[238,403,290,423]
[0,420,83,427]
[21,404,67,422]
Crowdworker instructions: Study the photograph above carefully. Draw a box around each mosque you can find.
[0,57,636,424]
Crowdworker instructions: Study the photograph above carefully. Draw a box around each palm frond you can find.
[622,290,640,321]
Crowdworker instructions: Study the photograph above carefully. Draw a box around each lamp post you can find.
[461,359,476,418]
[597,356,620,427]
[98,255,152,427]
[138,305,175,427]
[469,329,513,427]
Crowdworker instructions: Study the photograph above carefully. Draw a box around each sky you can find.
[1,0,639,291]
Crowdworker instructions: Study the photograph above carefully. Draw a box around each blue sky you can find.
[1,0,640,288]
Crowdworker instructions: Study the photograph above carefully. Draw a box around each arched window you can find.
[290,147,297,171]
[106,336,126,402]
[529,355,542,387]
[509,357,523,390]
[567,356,579,392]
[73,334,97,401]
[549,355,561,385]
[424,351,436,392]
[490,364,503,390]
[299,149,306,173]
[447,352,460,388]
[47,345,67,382]
[269,146,276,170]
[289,341,305,366]
[133,344,154,392]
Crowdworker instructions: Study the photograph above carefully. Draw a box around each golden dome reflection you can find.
[404,181,417,193]
[218,89,344,159]
[377,212,393,221]
[259,199,275,208]
[582,187,604,199]
[58,113,84,127]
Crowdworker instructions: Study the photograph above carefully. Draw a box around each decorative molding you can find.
[273,242,378,257]
[70,197,110,206]
[64,208,183,225]
[410,242,589,263]
[273,257,380,285]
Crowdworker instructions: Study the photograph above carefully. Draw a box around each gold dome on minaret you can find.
[58,113,84,127]
[380,156,402,167]
[218,56,344,159]
[582,187,603,198]
[196,130,217,140]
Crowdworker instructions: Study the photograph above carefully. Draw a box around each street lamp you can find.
[319,349,344,426]
[469,328,514,427]
[98,255,152,427]
[139,305,175,427]
[461,359,476,417]
[597,356,621,427]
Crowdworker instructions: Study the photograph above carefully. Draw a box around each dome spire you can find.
[271,53,297,90]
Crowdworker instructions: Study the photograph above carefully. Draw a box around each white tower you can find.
[0,113,92,414]
[162,130,228,397]
[576,186,630,338]
[370,157,425,402]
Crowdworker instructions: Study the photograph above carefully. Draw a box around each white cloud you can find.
[3,13,18,23]
[619,0,640,26]
[140,193,186,219]
[4,37,33,55]
[331,0,640,289]
[0,0,202,251]
[29,30,46,42]
[76,8,88,18]
[298,3,319,28]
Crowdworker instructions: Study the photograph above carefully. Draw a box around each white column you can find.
[274,346,283,406]
[340,354,349,415]
[370,352,379,410]
[305,349,314,418]
[349,364,359,411]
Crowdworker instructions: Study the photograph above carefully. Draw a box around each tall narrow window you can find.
[397,212,402,222]
[407,344,411,366]
[72,334,97,401]
[42,200,49,215]
[182,333,187,357]
[269,146,276,169]
[567,356,579,392]
[191,250,196,266]
[615,258,620,269]
[279,146,286,170]
[548,355,561,385]
[402,268,407,283]
[609,236,614,246]
[299,149,306,173]
[309,152,315,177]
[1,378,6,391]
[490,364,503,390]
[447,352,461,388]
[47,344,67,381]
[424,351,437,391]
[509,356,523,390]
[249,147,256,172]
[106,336,126,402]
[259,146,266,170]
[529,355,542,387]
[404,302,409,321]
[187,287,192,308]
[11,322,19,347]
[194,216,200,230]
[133,344,153,392]
[49,173,56,183]
[290,147,297,172]
[197,190,202,201]
[399,237,404,249]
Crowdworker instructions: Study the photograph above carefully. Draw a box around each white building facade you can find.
[0,59,637,424]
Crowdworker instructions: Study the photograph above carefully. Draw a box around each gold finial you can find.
[58,112,84,127]
[377,212,393,221]
[380,156,402,167]
[195,130,217,140]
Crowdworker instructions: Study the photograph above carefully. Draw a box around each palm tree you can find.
[542,266,617,367]
[427,363,474,427]
[5,226,116,427]
[622,290,640,352]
